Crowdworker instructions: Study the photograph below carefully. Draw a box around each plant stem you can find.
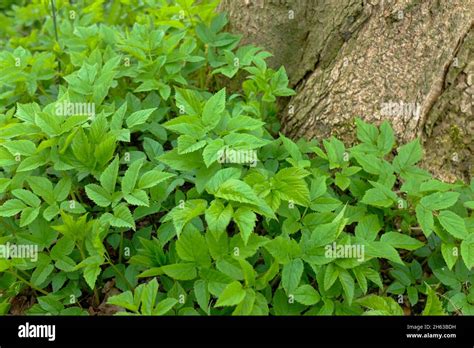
[50,0,62,74]
[119,231,124,264]
[104,252,133,291]
[93,287,100,307]
[8,269,49,296]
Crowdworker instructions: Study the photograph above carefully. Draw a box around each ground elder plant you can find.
[0,0,473,316]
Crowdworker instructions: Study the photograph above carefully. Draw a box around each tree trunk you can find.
[219,0,473,182]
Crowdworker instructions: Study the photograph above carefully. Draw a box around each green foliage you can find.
[0,0,472,317]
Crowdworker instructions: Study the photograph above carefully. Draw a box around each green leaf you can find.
[70,129,92,165]
[233,289,257,315]
[163,115,205,137]
[100,156,120,194]
[273,167,310,206]
[53,177,72,202]
[158,148,203,171]
[31,261,54,286]
[202,139,225,167]
[338,268,355,305]
[111,204,135,230]
[177,135,207,154]
[43,204,60,221]
[94,135,116,168]
[205,200,233,236]
[264,236,301,264]
[0,199,27,216]
[380,232,424,250]
[223,133,269,150]
[353,267,368,294]
[438,211,467,239]
[310,176,327,200]
[293,285,320,305]
[74,254,103,288]
[194,280,210,312]
[215,281,246,307]
[422,284,446,315]
[420,192,460,211]
[37,296,63,314]
[12,189,41,207]
[20,206,40,227]
[216,258,244,281]
[377,121,395,155]
[174,87,202,117]
[137,268,163,278]
[233,207,256,245]
[138,170,175,189]
[361,188,395,208]
[415,204,434,237]
[0,303,10,315]
[110,101,128,130]
[227,116,264,132]
[357,295,404,315]
[280,133,302,161]
[124,189,149,206]
[51,237,75,261]
[310,208,348,247]
[161,263,197,280]
[393,139,423,172]
[202,88,225,127]
[85,184,112,207]
[108,291,137,312]
[2,139,36,156]
[140,278,158,315]
[17,154,48,172]
[323,263,339,291]
[334,172,351,190]
[0,178,10,193]
[126,108,157,128]
[441,243,458,270]
[352,152,382,175]
[355,118,378,144]
[365,241,403,265]
[164,199,207,237]
[176,229,210,267]
[238,259,256,288]
[419,180,453,192]
[153,298,178,315]
[407,286,418,306]
[282,258,304,294]
[215,179,274,218]
[323,137,345,169]
[122,159,144,194]
[460,234,474,269]
[84,263,101,290]
[355,215,381,241]
[205,168,242,194]
[364,268,383,289]
[282,216,301,235]
[60,200,86,214]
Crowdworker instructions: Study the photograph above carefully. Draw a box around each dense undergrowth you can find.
[0,0,473,316]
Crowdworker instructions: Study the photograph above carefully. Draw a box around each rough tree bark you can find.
[219,0,473,182]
